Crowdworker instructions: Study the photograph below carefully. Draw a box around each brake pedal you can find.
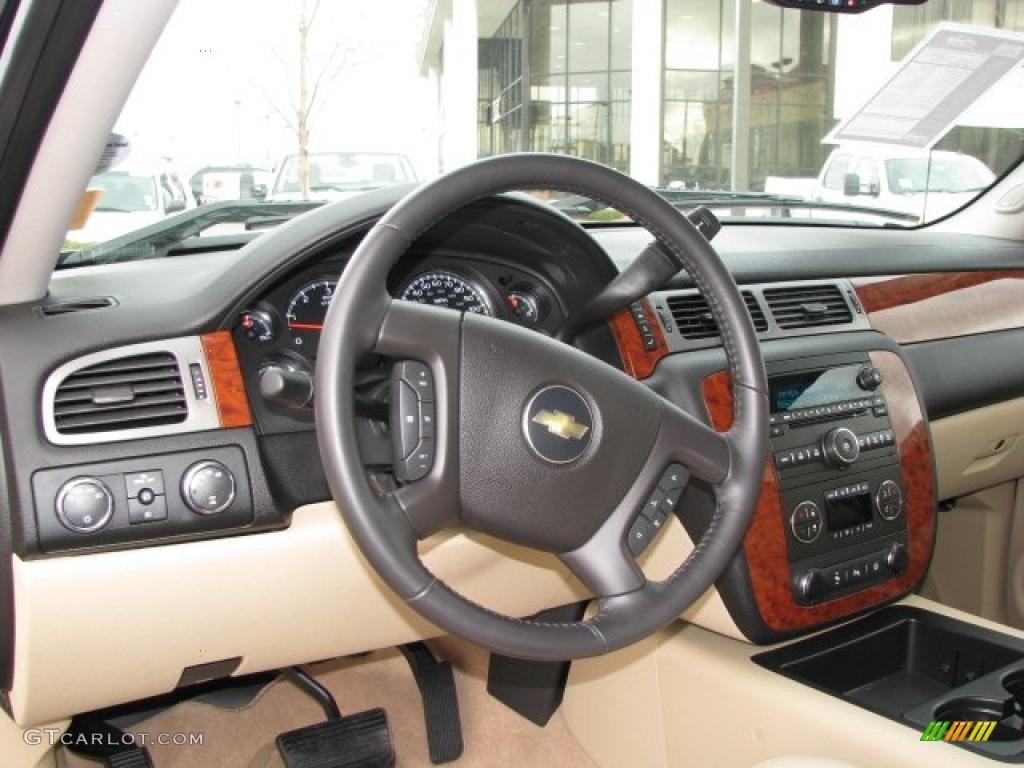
[277,666,396,768]
[276,709,394,768]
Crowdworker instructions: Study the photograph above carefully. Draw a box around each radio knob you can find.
[886,542,909,575]
[822,427,860,468]
[857,365,883,391]
[796,568,826,603]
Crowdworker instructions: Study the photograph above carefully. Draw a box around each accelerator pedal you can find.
[276,666,395,768]
[399,642,464,764]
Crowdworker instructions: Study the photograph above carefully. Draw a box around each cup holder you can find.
[936,697,1023,742]
[1004,669,1024,714]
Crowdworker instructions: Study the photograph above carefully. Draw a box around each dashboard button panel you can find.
[32,446,253,553]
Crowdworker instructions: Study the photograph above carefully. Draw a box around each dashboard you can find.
[3,184,1024,724]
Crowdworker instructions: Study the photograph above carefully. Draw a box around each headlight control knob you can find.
[56,477,114,533]
[181,460,236,515]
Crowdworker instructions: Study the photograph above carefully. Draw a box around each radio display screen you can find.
[825,492,873,532]
[769,365,863,413]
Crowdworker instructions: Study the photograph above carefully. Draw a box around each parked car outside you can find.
[189,164,273,205]
[267,151,417,201]
[813,145,996,220]
[67,161,195,247]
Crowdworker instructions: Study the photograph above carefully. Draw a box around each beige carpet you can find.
[58,638,596,768]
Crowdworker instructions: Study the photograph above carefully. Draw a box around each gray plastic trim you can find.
[41,336,221,446]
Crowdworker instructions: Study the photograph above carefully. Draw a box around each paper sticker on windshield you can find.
[825,22,1024,150]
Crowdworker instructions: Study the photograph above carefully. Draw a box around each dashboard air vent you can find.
[53,352,187,435]
[667,291,769,340]
[763,284,853,329]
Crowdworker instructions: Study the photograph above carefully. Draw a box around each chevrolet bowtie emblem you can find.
[531,409,590,441]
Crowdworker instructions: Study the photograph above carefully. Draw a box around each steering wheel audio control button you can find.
[181,460,236,515]
[394,381,421,459]
[391,361,438,482]
[399,439,435,483]
[400,361,435,402]
[627,516,654,556]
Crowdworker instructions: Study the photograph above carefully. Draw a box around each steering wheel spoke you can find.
[657,400,732,485]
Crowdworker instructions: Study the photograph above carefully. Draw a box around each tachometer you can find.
[286,279,336,347]
[399,271,494,315]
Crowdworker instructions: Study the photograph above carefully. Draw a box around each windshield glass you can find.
[60,0,1024,264]
[886,155,995,194]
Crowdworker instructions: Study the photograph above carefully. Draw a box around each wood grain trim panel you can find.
[852,271,1024,344]
[702,354,936,632]
[607,299,668,379]
[200,331,253,429]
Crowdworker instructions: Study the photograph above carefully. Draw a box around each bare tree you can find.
[247,0,360,198]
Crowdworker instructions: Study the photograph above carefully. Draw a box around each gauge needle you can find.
[288,322,324,330]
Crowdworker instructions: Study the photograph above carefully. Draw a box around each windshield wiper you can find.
[57,200,322,268]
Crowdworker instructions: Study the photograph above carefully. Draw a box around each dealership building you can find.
[419,0,1024,189]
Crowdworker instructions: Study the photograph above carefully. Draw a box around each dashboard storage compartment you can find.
[754,606,1024,761]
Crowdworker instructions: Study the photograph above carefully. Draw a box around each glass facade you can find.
[478,0,632,171]
[662,1,836,190]
[477,0,1021,191]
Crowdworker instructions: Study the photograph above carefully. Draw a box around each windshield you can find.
[90,172,159,213]
[61,0,1024,263]
[886,155,995,194]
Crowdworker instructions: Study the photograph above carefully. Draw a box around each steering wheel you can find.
[316,154,768,660]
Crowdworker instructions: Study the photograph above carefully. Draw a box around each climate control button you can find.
[790,500,822,544]
[876,480,904,521]
[56,477,114,533]
[181,460,236,515]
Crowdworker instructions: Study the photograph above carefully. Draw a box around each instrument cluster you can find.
[236,255,564,376]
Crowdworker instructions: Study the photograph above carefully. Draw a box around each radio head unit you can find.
[766,358,907,606]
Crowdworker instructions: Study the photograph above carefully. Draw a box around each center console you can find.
[698,345,937,644]
[766,356,909,606]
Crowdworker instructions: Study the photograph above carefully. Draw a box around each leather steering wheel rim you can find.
[315,154,768,660]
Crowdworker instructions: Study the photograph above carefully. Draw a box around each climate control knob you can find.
[56,477,114,533]
[822,427,860,468]
[181,461,236,515]
[796,568,826,603]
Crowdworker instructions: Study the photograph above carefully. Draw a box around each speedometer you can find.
[399,271,494,316]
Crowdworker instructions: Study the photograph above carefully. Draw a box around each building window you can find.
[662,0,733,189]
[663,0,836,190]
[479,0,632,171]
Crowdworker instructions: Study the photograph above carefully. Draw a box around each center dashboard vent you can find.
[763,284,853,329]
[53,352,187,435]
[667,291,769,340]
